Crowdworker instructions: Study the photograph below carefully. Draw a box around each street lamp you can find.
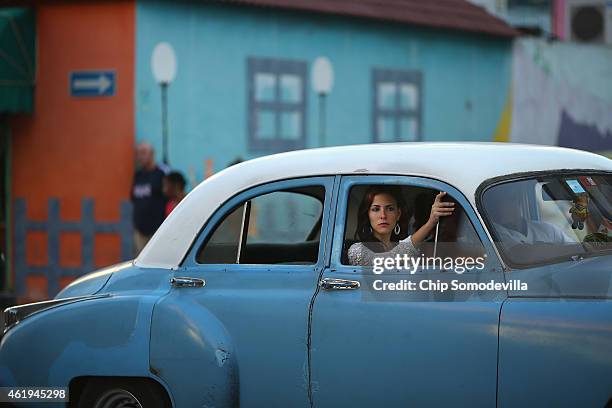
[312,57,334,147]
[151,42,177,165]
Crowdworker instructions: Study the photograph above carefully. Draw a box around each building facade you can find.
[3,0,516,301]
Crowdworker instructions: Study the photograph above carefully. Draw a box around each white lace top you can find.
[347,236,419,266]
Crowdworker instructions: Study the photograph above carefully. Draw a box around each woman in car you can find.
[347,186,454,266]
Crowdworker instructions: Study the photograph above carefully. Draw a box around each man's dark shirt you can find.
[131,166,167,235]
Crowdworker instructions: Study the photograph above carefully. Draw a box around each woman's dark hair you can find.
[354,185,410,245]
[413,190,437,231]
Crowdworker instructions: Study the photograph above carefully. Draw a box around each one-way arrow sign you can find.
[70,71,116,97]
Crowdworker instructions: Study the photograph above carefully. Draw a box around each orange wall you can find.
[10,0,135,299]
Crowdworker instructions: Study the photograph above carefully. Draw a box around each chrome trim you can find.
[170,276,206,288]
[3,293,112,334]
[320,277,361,290]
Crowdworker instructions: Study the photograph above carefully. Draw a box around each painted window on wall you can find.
[372,69,422,142]
[248,57,308,152]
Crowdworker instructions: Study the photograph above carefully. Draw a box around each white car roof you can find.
[136,142,612,269]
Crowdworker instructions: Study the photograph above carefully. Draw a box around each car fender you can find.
[0,294,160,390]
[149,292,239,407]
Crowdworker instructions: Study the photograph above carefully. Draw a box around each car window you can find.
[342,184,485,268]
[197,186,324,265]
[481,174,612,267]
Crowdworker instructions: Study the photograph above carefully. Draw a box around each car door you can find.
[484,174,612,407]
[310,175,506,407]
[150,176,335,407]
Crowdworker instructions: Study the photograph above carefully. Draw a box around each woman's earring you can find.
[369,226,373,233]
[394,224,401,235]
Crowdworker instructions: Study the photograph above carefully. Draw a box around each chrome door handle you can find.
[320,277,360,290]
[171,277,206,288]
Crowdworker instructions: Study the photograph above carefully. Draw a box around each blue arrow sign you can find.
[70,71,115,97]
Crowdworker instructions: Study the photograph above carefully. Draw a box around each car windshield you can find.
[482,173,612,267]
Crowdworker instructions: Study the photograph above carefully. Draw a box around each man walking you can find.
[131,142,168,255]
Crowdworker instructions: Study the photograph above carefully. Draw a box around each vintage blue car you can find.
[1,143,611,408]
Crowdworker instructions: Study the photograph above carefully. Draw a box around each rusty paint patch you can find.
[215,348,229,367]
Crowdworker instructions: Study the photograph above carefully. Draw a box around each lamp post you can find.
[312,57,334,147]
[151,42,177,165]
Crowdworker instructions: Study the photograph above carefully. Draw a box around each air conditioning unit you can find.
[565,0,612,44]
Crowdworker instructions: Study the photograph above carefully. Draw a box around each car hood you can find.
[54,261,133,299]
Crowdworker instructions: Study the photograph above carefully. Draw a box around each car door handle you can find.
[320,277,360,290]
[171,277,206,288]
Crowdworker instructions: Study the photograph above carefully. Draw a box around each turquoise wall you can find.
[136,1,512,182]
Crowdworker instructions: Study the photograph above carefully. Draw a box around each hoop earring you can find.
[394,224,400,235]
[369,226,373,233]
